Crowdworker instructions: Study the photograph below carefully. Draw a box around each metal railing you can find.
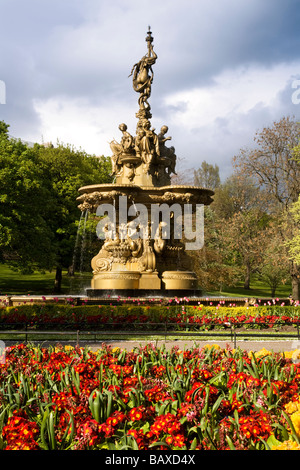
[0,321,300,348]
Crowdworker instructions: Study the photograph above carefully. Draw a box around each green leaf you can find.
[226,436,236,450]
[266,434,282,449]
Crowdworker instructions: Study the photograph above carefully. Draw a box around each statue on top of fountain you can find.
[109,28,177,186]
[129,26,157,119]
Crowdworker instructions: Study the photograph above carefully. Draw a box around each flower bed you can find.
[1,342,300,450]
[0,303,300,331]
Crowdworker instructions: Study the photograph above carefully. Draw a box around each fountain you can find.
[77,28,214,298]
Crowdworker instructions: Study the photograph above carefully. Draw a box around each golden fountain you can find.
[77,28,214,297]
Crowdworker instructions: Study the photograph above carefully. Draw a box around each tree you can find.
[191,207,242,293]
[204,173,271,289]
[0,122,113,292]
[233,116,300,208]
[37,142,112,292]
[258,222,290,297]
[219,208,270,289]
[233,116,300,299]
[211,173,270,220]
[194,161,221,189]
[0,120,9,136]
[0,133,55,273]
[285,194,300,266]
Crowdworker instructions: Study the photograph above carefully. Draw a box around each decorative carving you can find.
[162,272,197,280]
[93,258,112,273]
[94,272,140,280]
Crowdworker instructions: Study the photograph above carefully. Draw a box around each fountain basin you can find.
[77,183,214,211]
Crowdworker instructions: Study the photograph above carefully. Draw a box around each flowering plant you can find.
[1,342,300,450]
[1,303,300,332]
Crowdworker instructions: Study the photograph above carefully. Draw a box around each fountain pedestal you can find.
[139,272,161,290]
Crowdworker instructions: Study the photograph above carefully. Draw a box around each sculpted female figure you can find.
[110,123,134,175]
[129,28,157,112]
[158,125,177,175]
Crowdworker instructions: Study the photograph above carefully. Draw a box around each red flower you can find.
[2,415,39,450]
[129,406,146,422]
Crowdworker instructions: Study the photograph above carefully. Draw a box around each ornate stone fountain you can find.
[77,28,214,297]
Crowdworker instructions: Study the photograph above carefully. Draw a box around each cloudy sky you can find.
[1,0,300,180]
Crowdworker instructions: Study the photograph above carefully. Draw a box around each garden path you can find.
[90,339,300,353]
[4,339,300,353]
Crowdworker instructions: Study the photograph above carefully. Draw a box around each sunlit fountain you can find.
[77,28,214,298]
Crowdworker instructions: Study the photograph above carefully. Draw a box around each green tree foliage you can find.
[194,160,220,189]
[37,142,112,291]
[285,194,300,265]
[211,174,270,220]
[196,174,270,291]
[191,207,242,292]
[258,224,290,297]
[0,133,55,272]
[0,120,9,136]
[0,122,112,291]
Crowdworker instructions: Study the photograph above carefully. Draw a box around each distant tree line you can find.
[183,116,300,299]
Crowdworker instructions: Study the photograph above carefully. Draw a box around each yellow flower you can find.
[292,349,300,363]
[203,344,220,350]
[272,439,300,450]
[254,348,272,358]
[285,399,300,415]
[291,411,300,437]
[282,350,294,359]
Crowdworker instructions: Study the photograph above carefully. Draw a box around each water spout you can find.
[80,210,89,273]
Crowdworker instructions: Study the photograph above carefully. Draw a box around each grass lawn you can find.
[0,264,92,295]
[207,277,291,299]
[0,263,292,299]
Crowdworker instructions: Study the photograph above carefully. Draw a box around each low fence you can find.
[0,295,294,307]
[1,321,300,349]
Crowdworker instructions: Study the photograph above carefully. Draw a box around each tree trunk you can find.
[68,265,75,276]
[244,263,251,289]
[292,276,300,301]
[271,286,276,298]
[290,261,300,301]
[54,266,62,293]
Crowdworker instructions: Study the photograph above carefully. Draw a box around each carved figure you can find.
[110,123,134,175]
[158,125,177,175]
[129,28,157,112]
[153,221,167,254]
[135,119,159,170]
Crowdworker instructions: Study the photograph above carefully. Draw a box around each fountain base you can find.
[90,269,197,292]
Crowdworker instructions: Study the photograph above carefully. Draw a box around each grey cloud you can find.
[1,0,300,174]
